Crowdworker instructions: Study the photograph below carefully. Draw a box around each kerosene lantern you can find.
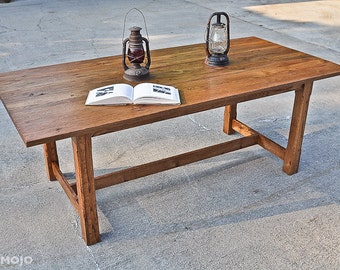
[205,12,230,66]
[122,9,151,81]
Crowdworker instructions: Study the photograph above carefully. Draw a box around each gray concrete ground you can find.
[0,0,339,269]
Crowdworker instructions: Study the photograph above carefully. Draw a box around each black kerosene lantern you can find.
[205,12,230,66]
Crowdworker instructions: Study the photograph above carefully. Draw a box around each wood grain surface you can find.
[1,37,339,147]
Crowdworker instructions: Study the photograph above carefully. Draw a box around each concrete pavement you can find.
[0,0,339,269]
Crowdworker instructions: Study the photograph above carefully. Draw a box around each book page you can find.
[85,83,134,105]
[133,83,180,104]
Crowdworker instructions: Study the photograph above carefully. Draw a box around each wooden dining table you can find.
[1,36,339,245]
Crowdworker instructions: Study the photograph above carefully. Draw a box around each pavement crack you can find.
[188,115,211,131]
[85,246,101,270]
[0,184,39,192]
[36,16,43,32]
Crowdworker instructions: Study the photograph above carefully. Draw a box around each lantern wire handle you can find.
[122,8,150,42]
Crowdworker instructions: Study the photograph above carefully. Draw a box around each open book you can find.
[85,83,181,105]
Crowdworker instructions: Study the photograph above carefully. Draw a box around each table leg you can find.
[72,135,100,245]
[43,141,59,181]
[223,104,237,135]
[283,82,313,175]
